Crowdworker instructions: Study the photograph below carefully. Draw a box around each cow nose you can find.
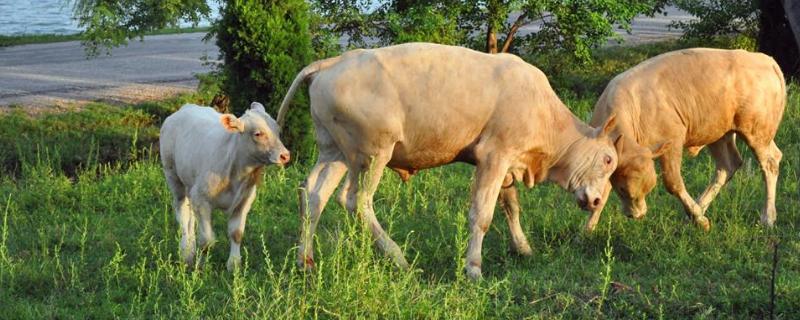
[279,152,291,164]
[579,196,601,211]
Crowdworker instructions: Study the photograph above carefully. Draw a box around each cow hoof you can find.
[695,216,711,232]
[226,256,242,272]
[760,210,776,227]
[515,244,533,257]
[297,256,315,271]
[465,265,482,281]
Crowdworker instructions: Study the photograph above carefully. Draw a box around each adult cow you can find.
[278,43,622,280]
[585,48,786,232]
[161,102,290,271]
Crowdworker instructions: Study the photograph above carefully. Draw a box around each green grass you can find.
[0,27,211,47]
[0,40,798,319]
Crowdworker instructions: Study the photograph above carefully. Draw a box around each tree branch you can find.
[501,13,527,53]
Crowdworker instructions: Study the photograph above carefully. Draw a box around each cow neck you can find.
[224,132,263,187]
[545,113,595,191]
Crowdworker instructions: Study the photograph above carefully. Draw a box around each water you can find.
[0,0,218,36]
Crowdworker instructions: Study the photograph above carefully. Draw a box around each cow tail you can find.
[276,56,342,130]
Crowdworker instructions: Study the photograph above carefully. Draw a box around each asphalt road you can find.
[0,7,692,110]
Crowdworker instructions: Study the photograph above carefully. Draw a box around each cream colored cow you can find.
[587,48,786,231]
[278,43,622,280]
[160,103,290,271]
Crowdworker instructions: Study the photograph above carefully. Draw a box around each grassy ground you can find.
[0,40,798,319]
[0,27,211,47]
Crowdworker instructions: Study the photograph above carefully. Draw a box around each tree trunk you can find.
[759,0,799,80]
[782,0,800,52]
[487,24,498,54]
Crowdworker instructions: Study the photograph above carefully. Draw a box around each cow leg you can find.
[335,178,351,209]
[751,140,782,227]
[697,133,743,212]
[297,150,348,270]
[226,187,256,272]
[660,148,710,231]
[190,193,215,265]
[345,151,409,269]
[584,181,612,232]
[465,156,510,280]
[165,170,196,266]
[498,183,532,256]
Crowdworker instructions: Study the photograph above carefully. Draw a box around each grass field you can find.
[1,40,798,319]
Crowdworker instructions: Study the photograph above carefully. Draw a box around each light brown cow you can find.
[586,48,786,231]
[278,43,622,280]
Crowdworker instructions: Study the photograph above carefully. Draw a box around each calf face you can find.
[220,102,291,165]
[610,140,669,218]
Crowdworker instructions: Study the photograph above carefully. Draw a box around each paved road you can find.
[0,7,693,110]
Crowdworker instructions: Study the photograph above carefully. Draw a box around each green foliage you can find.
[671,0,759,39]
[71,0,212,56]
[212,0,316,161]
[313,0,669,62]
[383,5,467,45]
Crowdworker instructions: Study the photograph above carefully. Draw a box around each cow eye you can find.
[604,155,612,165]
[254,131,263,138]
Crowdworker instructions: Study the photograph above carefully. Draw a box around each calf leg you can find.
[164,170,196,266]
[751,140,782,227]
[697,133,743,212]
[345,151,409,269]
[498,183,532,256]
[190,193,215,265]
[465,156,510,280]
[297,151,348,269]
[226,187,257,271]
[660,148,710,231]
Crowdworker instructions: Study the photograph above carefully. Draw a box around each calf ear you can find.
[250,102,266,113]
[596,114,617,138]
[220,114,245,133]
[649,141,671,158]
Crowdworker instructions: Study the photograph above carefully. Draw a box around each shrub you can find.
[213,0,316,161]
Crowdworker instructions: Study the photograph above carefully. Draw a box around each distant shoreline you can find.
[0,26,212,48]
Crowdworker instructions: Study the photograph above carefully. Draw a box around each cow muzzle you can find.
[575,188,602,212]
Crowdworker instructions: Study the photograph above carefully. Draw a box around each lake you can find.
[0,0,218,35]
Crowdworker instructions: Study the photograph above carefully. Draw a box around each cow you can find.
[160,102,291,271]
[277,43,622,280]
[584,48,786,232]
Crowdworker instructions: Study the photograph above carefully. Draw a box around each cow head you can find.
[556,115,621,212]
[610,139,670,219]
[220,102,291,166]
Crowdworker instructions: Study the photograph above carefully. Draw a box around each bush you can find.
[213,0,316,161]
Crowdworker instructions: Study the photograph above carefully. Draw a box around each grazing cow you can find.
[585,48,786,231]
[160,102,290,271]
[277,43,622,280]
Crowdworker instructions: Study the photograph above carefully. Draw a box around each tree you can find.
[671,0,799,79]
[71,0,212,56]
[314,0,669,62]
[759,0,799,79]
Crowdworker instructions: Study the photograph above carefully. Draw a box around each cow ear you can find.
[220,114,245,133]
[649,141,671,158]
[596,114,617,138]
[613,134,624,155]
[250,102,266,113]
